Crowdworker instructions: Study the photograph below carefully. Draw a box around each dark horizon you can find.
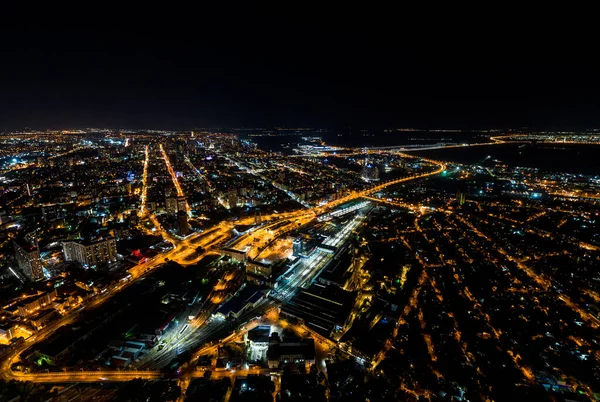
[1,10,598,131]
[4,126,600,134]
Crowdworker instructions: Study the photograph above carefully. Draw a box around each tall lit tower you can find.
[13,240,43,281]
[177,196,187,213]
[177,210,190,236]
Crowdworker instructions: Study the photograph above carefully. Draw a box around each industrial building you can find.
[214,286,265,319]
[280,283,356,337]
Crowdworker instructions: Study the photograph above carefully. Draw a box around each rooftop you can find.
[281,283,355,336]
[267,338,315,361]
[248,325,271,343]
[14,239,38,252]
[217,286,263,317]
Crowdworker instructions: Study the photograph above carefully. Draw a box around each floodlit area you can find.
[254,237,293,263]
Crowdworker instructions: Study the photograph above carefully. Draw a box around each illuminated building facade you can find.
[62,237,117,268]
[13,240,44,281]
[165,196,178,214]
[177,196,187,213]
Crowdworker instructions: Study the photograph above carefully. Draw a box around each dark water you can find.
[410,143,600,175]
[246,132,600,175]
[246,131,487,152]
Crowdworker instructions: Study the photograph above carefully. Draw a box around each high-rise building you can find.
[456,190,466,206]
[177,196,187,213]
[293,236,308,257]
[62,237,117,268]
[13,240,44,281]
[165,196,178,214]
[227,189,238,209]
[177,210,189,236]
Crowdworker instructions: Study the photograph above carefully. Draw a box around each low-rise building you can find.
[33,326,82,365]
[14,289,58,317]
[214,286,265,320]
[281,283,355,337]
[221,247,247,264]
[246,260,272,279]
[111,355,130,368]
[316,249,353,289]
[0,323,16,342]
[267,338,315,370]
[29,309,60,331]
[246,325,271,348]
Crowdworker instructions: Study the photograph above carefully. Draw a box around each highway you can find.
[229,158,446,263]
[311,158,446,214]
[6,370,164,383]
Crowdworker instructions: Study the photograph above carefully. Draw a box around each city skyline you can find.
[2,10,600,402]
[1,130,599,401]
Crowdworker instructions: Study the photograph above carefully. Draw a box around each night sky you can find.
[1,11,597,130]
